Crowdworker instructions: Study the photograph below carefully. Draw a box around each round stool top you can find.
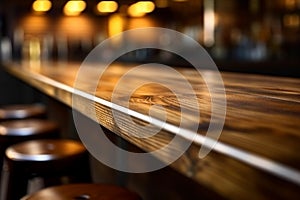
[21,183,141,200]
[0,104,46,120]
[0,119,58,136]
[6,139,86,161]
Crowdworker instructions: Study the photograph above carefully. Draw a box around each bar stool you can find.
[4,139,91,200]
[0,103,46,121]
[0,119,59,179]
[21,183,142,200]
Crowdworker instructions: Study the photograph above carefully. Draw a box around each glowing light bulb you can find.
[97,1,118,13]
[32,0,52,13]
[64,0,86,16]
[128,1,155,17]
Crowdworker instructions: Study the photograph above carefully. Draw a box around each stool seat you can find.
[6,139,86,161]
[0,119,59,181]
[0,119,58,136]
[21,183,141,200]
[3,139,91,200]
[0,104,46,121]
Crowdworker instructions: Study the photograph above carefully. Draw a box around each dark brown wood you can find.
[3,62,300,199]
[4,139,91,200]
[0,119,59,184]
[21,183,141,200]
[0,119,58,136]
[5,139,86,161]
[0,103,46,121]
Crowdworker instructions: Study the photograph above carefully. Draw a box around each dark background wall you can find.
[1,0,300,77]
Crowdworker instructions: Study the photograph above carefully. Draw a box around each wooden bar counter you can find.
[3,61,300,199]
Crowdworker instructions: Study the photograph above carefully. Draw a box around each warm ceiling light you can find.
[136,1,155,13]
[64,0,86,16]
[32,0,52,13]
[128,5,146,17]
[128,1,155,17]
[97,1,118,13]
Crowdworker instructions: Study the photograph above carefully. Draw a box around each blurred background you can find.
[0,0,300,76]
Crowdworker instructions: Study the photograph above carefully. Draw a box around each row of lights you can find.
[32,0,158,17]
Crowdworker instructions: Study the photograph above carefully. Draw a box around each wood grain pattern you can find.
[3,61,300,199]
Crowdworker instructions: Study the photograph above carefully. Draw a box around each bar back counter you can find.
[2,61,300,199]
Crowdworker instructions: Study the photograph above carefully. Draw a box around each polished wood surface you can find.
[3,62,300,199]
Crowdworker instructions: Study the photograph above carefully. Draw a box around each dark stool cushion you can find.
[4,139,91,200]
[0,119,59,181]
[0,119,58,137]
[21,183,141,200]
[0,119,59,164]
[0,104,46,121]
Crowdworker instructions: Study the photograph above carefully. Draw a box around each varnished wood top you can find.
[3,61,300,199]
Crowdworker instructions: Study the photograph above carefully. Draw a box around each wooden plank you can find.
[3,62,300,199]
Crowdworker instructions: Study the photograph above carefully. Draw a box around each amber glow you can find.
[128,1,155,17]
[97,1,118,13]
[127,18,159,43]
[21,15,50,34]
[108,14,125,37]
[285,0,297,9]
[155,0,168,8]
[284,14,300,27]
[203,0,215,47]
[64,0,86,16]
[26,38,41,69]
[57,16,94,39]
[127,17,157,29]
[32,0,52,13]
[29,39,40,60]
